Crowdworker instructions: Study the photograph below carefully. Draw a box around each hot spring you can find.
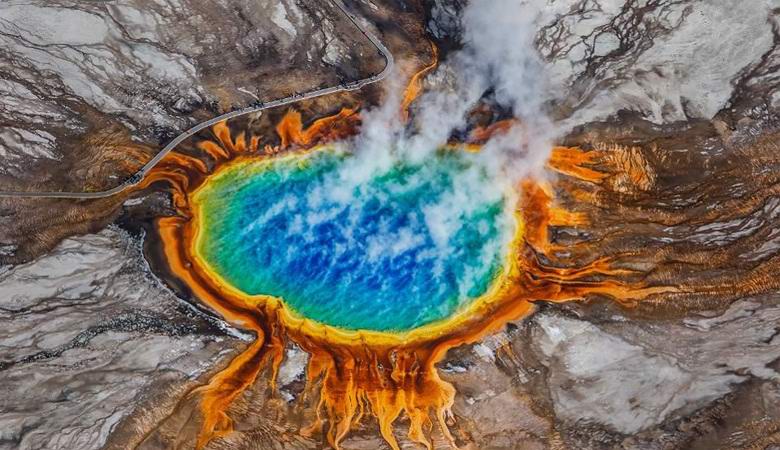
[190,146,518,332]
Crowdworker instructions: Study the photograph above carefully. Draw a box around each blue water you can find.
[194,148,512,332]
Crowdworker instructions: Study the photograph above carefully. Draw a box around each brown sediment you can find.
[76,125,156,192]
[546,131,780,319]
[131,102,674,449]
[0,125,158,265]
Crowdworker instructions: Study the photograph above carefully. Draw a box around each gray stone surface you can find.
[531,299,780,435]
[0,228,240,450]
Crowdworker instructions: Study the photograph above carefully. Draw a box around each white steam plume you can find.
[267,0,555,301]
[347,0,553,185]
[459,0,554,178]
[337,0,554,285]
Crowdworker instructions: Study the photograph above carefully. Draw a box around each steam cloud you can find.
[336,0,554,263]
[339,0,552,186]
[256,0,553,305]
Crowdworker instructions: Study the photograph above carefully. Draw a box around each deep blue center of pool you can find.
[194,149,513,332]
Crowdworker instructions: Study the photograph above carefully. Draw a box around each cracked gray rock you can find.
[0,228,241,450]
[531,298,780,436]
[428,0,779,128]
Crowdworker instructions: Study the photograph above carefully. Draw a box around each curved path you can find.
[0,0,393,199]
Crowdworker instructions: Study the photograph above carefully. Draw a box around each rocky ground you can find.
[0,227,245,449]
[1,0,780,449]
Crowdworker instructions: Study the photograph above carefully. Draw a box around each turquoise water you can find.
[195,148,513,332]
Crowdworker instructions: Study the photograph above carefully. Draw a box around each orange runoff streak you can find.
[401,41,439,120]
